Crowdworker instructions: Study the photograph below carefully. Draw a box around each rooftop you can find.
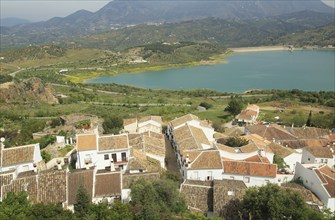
[99,134,129,151]
[2,144,36,167]
[189,150,222,170]
[174,124,210,151]
[222,160,277,177]
[95,172,121,197]
[305,145,334,158]
[170,114,199,128]
[315,165,335,197]
[77,134,97,151]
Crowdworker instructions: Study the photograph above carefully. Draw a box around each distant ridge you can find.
[0,0,334,50]
[0,17,31,27]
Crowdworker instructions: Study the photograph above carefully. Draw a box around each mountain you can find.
[0,17,31,27]
[89,0,333,25]
[0,0,334,50]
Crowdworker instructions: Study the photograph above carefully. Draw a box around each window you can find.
[244,177,250,183]
[321,159,324,163]
[207,171,212,181]
[325,159,328,163]
[112,154,117,162]
[227,191,235,196]
[230,176,235,180]
[122,152,127,161]
[104,154,109,160]
[119,165,124,170]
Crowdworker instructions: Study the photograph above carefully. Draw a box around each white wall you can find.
[124,123,137,133]
[184,169,223,181]
[146,153,165,169]
[284,153,302,172]
[222,173,277,187]
[301,148,334,167]
[218,150,259,161]
[294,163,334,212]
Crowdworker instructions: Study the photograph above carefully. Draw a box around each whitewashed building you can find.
[123,116,162,134]
[75,133,130,172]
[301,146,335,168]
[294,163,335,212]
[0,143,42,174]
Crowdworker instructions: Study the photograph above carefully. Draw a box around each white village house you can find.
[75,133,130,172]
[295,163,335,212]
[0,142,43,174]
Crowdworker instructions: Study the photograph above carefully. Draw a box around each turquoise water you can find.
[87,50,335,93]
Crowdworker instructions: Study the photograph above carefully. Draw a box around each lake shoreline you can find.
[230,46,335,53]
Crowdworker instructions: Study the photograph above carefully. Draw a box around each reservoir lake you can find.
[87,50,335,93]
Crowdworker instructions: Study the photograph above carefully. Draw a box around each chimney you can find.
[57,159,62,170]
[110,159,115,172]
[85,161,90,170]
[33,163,37,173]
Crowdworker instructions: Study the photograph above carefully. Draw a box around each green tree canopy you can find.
[224,136,249,148]
[225,96,243,116]
[102,116,123,134]
[74,185,92,219]
[242,184,324,220]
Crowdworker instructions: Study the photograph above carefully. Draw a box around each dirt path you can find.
[164,136,180,175]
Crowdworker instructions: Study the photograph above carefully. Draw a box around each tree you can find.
[273,154,286,169]
[110,201,133,220]
[0,192,31,219]
[224,136,248,148]
[242,184,323,220]
[225,96,243,116]
[102,116,123,134]
[130,178,187,220]
[306,111,313,127]
[74,185,92,219]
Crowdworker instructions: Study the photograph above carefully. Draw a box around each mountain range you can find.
[0,0,334,50]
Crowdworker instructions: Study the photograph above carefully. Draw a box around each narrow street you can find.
[164,136,180,175]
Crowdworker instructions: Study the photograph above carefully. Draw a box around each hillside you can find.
[0,1,333,50]
[71,16,334,50]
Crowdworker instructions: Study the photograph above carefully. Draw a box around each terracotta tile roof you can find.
[98,134,129,151]
[77,134,97,151]
[95,172,121,197]
[128,132,165,157]
[289,127,330,139]
[243,154,270,163]
[130,148,161,172]
[239,143,259,153]
[122,172,160,189]
[216,143,237,153]
[123,118,137,126]
[142,131,164,139]
[170,114,200,128]
[213,179,247,215]
[174,124,210,151]
[237,109,257,121]
[182,150,202,163]
[180,180,213,212]
[246,124,296,141]
[223,127,244,137]
[0,173,13,188]
[190,151,222,170]
[281,139,331,149]
[38,170,66,204]
[2,144,35,166]
[305,146,334,158]
[268,142,296,158]
[68,169,94,205]
[2,175,38,203]
[143,135,165,157]
[243,134,271,147]
[315,165,335,197]
[223,160,277,177]
[139,116,162,124]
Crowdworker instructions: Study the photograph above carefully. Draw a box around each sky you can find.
[0,1,110,22]
[1,0,334,22]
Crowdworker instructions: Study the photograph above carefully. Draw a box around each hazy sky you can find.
[1,0,334,22]
[1,1,110,22]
